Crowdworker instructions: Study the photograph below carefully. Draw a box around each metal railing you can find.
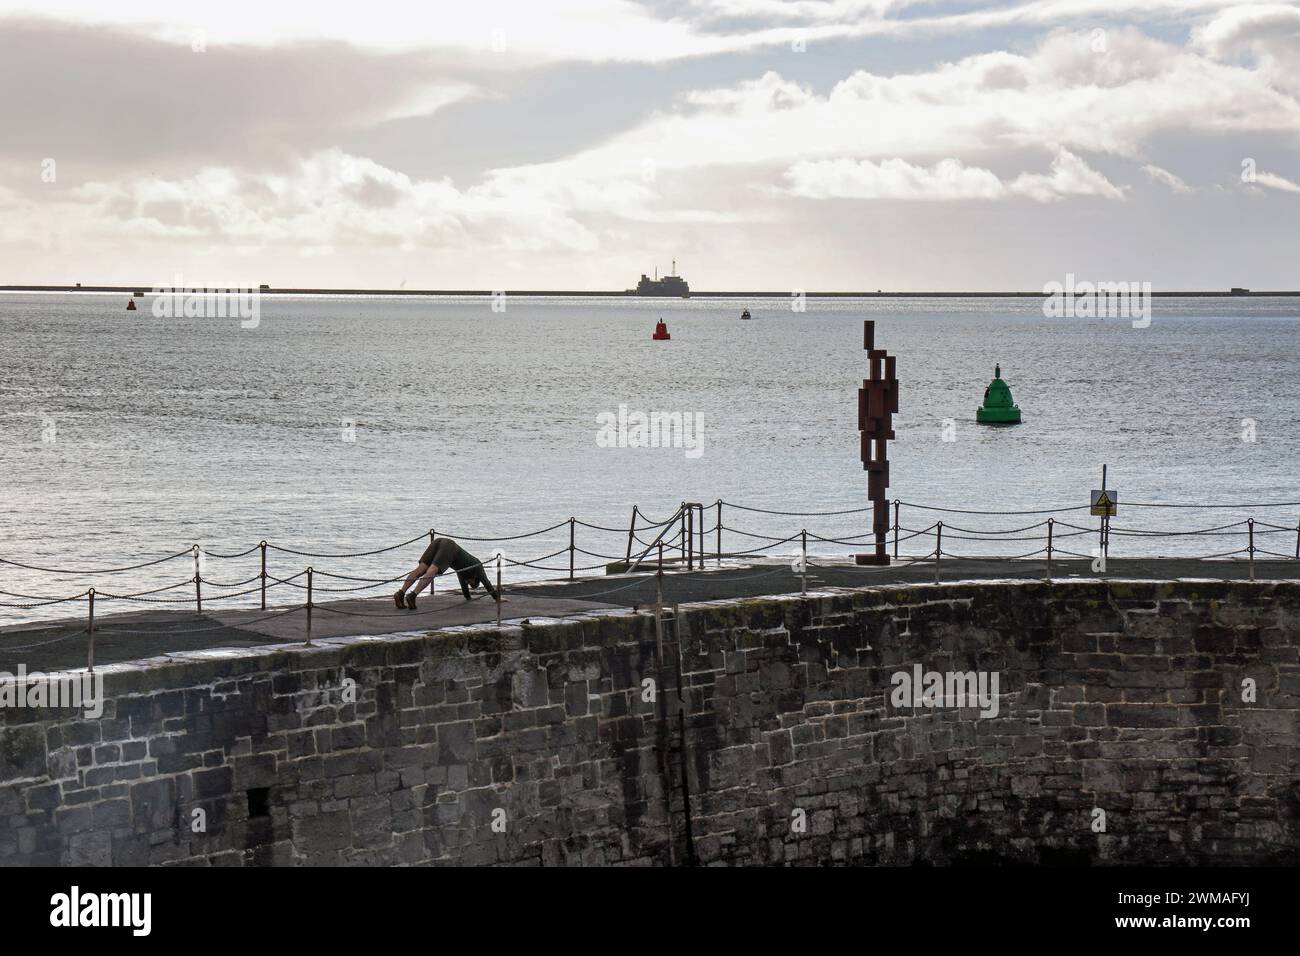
[2,496,1297,671]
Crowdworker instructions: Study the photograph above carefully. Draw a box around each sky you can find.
[2,0,1299,290]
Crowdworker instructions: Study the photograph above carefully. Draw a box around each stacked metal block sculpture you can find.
[856,320,898,565]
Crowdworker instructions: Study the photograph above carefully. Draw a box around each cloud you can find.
[1252,171,1300,193]
[4,150,599,261]
[487,24,1300,214]
[0,0,877,63]
[683,72,815,111]
[0,19,478,180]
[5,6,1300,288]
[1196,4,1300,85]
[786,156,1007,201]
[1196,5,1300,111]
[8,9,1296,195]
[1142,164,1192,192]
[1,0,1267,64]
[785,149,1124,201]
[1009,149,1126,200]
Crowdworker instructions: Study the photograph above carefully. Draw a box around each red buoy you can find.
[126,299,137,311]
[652,318,670,340]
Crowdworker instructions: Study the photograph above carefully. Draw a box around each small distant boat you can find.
[740,309,751,320]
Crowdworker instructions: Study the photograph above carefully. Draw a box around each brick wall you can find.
[1,579,1296,865]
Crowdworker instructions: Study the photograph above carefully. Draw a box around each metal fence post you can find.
[260,540,268,610]
[801,529,807,597]
[569,517,575,580]
[716,500,722,566]
[626,506,638,562]
[192,544,202,614]
[86,588,95,673]
[1046,518,1054,582]
[686,506,694,571]
[934,522,943,584]
[429,528,436,594]
[305,566,314,647]
[697,504,705,570]
[893,500,900,561]
[496,555,502,628]
[693,505,699,569]
[1248,519,1255,582]
[1098,463,1108,561]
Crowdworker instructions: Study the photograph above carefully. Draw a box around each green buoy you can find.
[976,364,1022,425]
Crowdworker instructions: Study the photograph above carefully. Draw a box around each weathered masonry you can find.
[1,579,1296,866]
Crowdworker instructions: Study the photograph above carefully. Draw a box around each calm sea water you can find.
[1,293,1296,624]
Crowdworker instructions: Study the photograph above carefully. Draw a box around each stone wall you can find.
[0,579,1296,866]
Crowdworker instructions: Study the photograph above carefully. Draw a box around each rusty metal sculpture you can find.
[856,320,897,565]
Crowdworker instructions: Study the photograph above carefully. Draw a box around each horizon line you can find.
[3,285,1297,298]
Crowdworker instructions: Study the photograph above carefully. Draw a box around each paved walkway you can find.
[1,557,1294,673]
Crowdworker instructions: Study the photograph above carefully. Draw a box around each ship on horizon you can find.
[630,259,690,297]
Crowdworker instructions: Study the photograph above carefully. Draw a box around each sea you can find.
[0,292,1296,625]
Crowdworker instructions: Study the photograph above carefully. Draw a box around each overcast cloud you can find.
[2,0,1298,289]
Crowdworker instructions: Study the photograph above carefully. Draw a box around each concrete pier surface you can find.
[1,557,1295,674]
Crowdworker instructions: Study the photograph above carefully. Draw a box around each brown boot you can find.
[393,589,406,609]
[405,593,417,610]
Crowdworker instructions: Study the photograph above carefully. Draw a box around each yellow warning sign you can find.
[1090,489,1117,517]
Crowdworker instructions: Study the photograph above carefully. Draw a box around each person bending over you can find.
[394,536,500,609]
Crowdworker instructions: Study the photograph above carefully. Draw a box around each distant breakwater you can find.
[4,286,1300,298]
